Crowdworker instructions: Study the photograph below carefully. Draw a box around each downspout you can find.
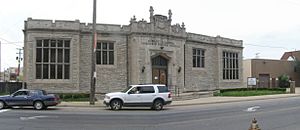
[126,35,129,86]
[183,42,186,89]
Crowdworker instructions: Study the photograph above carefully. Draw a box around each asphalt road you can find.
[1,96,300,130]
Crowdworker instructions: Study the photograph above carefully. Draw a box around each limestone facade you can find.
[23,7,243,93]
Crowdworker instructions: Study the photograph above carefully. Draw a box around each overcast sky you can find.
[0,0,300,71]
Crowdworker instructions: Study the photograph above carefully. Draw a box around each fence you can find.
[168,85,180,96]
[0,82,24,94]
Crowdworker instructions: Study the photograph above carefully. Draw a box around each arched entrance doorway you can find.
[152,55,168,85]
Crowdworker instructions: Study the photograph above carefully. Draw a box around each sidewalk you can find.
[58,93,300,108]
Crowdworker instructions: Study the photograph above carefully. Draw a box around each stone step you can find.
[172,91,214,101]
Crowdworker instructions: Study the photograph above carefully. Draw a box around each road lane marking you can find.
[245,106,261,112]
[0,109,10,113]
[20,115,58,121]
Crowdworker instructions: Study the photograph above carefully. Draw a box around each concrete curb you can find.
[171,94,300,107]
[56,94,300,108]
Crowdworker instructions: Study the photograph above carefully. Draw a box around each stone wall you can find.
[184,42,219,91]
[24,30,81,93]
[95,34,128,93]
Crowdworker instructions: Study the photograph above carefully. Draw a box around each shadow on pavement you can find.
[8,106,61,111]
[104,107,173,111]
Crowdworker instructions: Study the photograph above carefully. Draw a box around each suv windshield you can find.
[121,86,132,93]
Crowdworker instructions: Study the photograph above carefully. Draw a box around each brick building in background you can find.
[23,7,243,93]
[244,51,300,87]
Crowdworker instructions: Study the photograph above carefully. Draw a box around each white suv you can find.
[103,84,172,110]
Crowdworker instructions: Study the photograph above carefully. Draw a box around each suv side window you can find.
[157,86,169,93]
[140,86,155,94]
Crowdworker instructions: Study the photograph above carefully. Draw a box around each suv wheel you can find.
[110,99,122,110]
[153,100,163,111]
[0,101,5,110]
[34,101,44,110]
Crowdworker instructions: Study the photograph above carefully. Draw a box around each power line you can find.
[244,43,290,50]
[0,37,23,47]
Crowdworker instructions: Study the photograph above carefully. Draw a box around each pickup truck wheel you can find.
[153,100,163,111]
[34,101,44,110]
[0,101,5,109]
[110,99,122,110]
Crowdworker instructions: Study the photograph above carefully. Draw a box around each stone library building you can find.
[23,7,243,93]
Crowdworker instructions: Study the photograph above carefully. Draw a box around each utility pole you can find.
[16,48,23,82]
[3,68,5,82]
[89,0,97,105]
[0,40,1,81]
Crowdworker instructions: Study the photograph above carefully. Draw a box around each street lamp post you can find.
[89,0,97,105]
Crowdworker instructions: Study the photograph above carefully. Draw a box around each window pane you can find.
[229,58,232,68]
[109,43,114,50]
[226,58,229,69]
[50,49,56,62]
[43,64,49,79]
[157,86,169,93]
[103,51,107,64]
[201,50,205,56]
[193,56,196,67]
[43,39,49,47]
[109,51,114,65]
[57,49,63,63]
[97,43,101,49]
[102,43,107,50]
[37,40,42,47]
[201,57,205,67]
[64,65,70,79]
[197,56,200,67]
[197,50,201,55]
[36,48,42,62]
[43,48,49,62]
[233,58,236,68]
[193,49,196,55]
[64,49,70,63]
[64,40,70,47]
[223,69,226,79]
[58,40,63,47]
[226,70,229,79]
[50,64,56,79]
[96,51,101,64]
[57,65,63,79]
[36,64,42,79]
[140,86,155,93]
[51,40,56,47]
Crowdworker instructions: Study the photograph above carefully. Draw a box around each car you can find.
[0,89,61,110]
[103,84,172,110]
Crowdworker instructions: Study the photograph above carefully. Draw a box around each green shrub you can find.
[216,88,286,97]
[219,88,285,93]
[56,93,91,102]
[278,75,290,88]
[0,92,9,96]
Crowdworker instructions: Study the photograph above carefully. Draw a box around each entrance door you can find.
[152,55,168,85]
[152,69,167,84]
[259,74,270,88]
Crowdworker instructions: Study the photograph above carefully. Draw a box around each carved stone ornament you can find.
[157,21,166,29]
